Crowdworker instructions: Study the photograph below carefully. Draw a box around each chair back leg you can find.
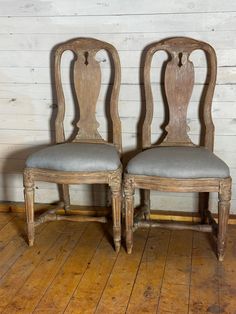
[199,192,209,224]
[218,180,231,261]
[143,189,151,220]
[61,184,70,211]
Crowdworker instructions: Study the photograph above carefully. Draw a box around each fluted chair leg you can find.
[218,180,231,261]
[124,177,135,254]
[111,184,122,253]
[24,171,35,246]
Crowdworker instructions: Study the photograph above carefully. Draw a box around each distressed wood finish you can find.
[124,37,232,260]
[54,38,121,149]
[2,214,236,312]
[24,38,122,252]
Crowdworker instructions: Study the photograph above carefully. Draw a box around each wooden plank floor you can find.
[0,213,236,313]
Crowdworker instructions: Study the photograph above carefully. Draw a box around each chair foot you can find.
[113,226,121,253]
[28,239,34,247]
[126,229,133,254]
[217,239,226,262]
[114,241,121,253]
[27,222,35,247]
[127,243,133,254]
[218,253,224,262]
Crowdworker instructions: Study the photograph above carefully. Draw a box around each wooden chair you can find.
[23,38,122,252]
[124,37,231,261]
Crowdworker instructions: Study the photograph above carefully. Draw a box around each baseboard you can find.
[1,201,236,224]
[150,211,236,225]
[0,202,109,216]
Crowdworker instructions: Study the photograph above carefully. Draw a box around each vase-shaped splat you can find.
[74,50,102,141]
[163,51,194,146]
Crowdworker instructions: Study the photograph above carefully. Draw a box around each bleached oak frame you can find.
[124,37,231,261]
[24,38,122,252]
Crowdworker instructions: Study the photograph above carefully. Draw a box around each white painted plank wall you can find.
[0,0,235,212]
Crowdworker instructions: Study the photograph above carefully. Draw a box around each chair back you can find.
[54,38,122,152]
[142,37,217,151]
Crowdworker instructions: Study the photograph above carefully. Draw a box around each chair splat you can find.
[73,49,103,141]
[163,50,194,146]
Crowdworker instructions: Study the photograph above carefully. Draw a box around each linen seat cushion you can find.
[127,146,230,179]
[26,143,120,172]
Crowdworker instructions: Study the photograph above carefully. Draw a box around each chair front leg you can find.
[218,178,231,261]
[124,176,135,254]
[110,171,122,253]
[23,170,35,246]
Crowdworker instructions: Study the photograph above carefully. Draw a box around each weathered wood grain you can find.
[1,214,236,312]
[0,115,236,138]
[33,223,104,313]
[64,232,118,313]
[0,49,236,68]
[23,38,122,252]
[1,0,236,16]
[0,83,235,102]
[124,37,232,260]
[1,13,236,34]
[1,66,236,85]
[0,98,236,121]
[1,31,236,52]
[2,222,87,314]
[0,1,235,214]
[0,221,70,311]
[95,228,149,314]
[126,228,170,313]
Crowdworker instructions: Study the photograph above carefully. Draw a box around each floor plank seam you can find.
[5,223,80,314]
[1,214,236,314]
[31,222,89,313]
[0,222,50,282]
[0,220,49,282]
[29,225,87,313]
[0,214,15,233]
[63,226,105,314]
[0,242,26,280]
[125,227,151,313]
[0,216,22,250]
[1,224,59,312]
[0,222,72,312]
[155,229,172,314]
[0,217,22,281]
[217,256,223,313]
[187,231,194,314]
[93,237,121,314]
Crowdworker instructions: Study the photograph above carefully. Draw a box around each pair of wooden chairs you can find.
[24,37,231,261]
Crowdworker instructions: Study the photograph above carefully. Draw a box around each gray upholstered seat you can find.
[127,146,229,179]
[26,143,120,172]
